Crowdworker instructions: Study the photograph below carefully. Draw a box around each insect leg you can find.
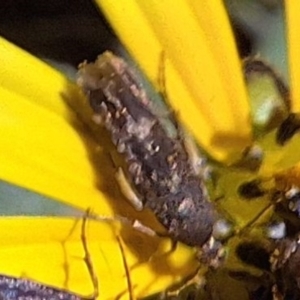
[115,167,144,211]
[115,236,134,300]
[81,211,99,300]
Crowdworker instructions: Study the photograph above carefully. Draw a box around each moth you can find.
[77,52,219,248]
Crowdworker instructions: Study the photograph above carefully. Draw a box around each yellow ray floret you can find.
[0,85,111,214]
[0,37,72,115]
[0,37,116,214]
[96,0,252,162]
[285,0,300,112]
[0,216,198,299]
[0,217,125,300]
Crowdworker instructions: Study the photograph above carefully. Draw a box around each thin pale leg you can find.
[81,211,99,300]
[91,212,178,268]
[166,268,205,298]
[182,133,211,179]
[115,236,135,300]
[115,167,144,211]
[157,51,179,125]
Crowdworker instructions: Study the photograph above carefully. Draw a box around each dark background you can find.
[0,0,257,68]
[0,0,120,66]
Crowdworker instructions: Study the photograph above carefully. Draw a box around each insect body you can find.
[0,275,83,300]
[78,52,217,247]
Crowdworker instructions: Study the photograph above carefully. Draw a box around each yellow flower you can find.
[0,1,299,299]
[97,0,252,162]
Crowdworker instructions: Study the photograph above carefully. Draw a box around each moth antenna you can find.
[157,51,180,129]
[158,50,167,97]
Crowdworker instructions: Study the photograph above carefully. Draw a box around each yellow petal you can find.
[285,0,300,112]
[0,37,116,215]
[0,85,112,214]
[96,0,251,162]
[0,37,71,115]
[0,217,127,299]
[0,216,198,299]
